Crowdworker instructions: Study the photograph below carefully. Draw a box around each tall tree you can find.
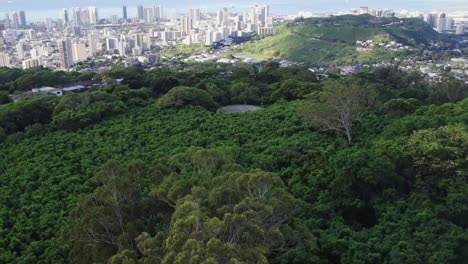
[299,81,373,143]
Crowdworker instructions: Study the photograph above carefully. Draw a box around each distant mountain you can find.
[233,15,440,65]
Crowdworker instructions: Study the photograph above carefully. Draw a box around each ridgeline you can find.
[233,15,440,65]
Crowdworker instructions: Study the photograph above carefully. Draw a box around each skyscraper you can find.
[154,5,163,19]
[437,13,447,32]
[72,7,82,26]
[137,5,144,20]
[456,24,465,35]
[18,11,27,28]
[170,11,178,24]
[4,13,10,29]
[122,6,127,19]
[426,14,435,27]
[12,11,27,29]
[58,38,73,68]
[87,30,99,56]
[61,9,69,24]
[88,7,98,25]
[181,16,193,35]
[144,7,154,24]
[190,8,201,24]
[217,9,223,26]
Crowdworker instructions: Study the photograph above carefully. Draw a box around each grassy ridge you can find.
[234,15,438,65]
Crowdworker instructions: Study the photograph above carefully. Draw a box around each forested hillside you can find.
[0,63,467,263]
[233,15,440,65]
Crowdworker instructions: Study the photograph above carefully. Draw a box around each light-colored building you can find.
[72,42,87,63]
[88,7,98,25]
[0,52,11,67]
[22,58,42,69]
[58,38,73,68]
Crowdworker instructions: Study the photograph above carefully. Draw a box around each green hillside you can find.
[233,15,439,65]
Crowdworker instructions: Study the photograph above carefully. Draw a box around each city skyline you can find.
[1,0,468,21]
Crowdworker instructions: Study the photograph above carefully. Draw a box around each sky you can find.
[0,0,467,21]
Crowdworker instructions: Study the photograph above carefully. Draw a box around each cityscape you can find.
[0,4,466,71]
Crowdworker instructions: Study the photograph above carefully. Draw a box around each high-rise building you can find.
[12,12,19,29]
[4,13,10,29]
[437,13,447,32]
[144,7,154,24]
[16,42,25,59]
[72,42,87,63]
[154,5,163,19]
[17,11,27,28]
[170,11,178,24]
[45,17,53,29]
[58,38,73,68]
[190,8,201,24]
[137,5,144,19]
[181,16,193,35]
[61,9,69,24]
[0,52,11,67]
[72,7,82,26]
[87,30,99,56]
[122,6,127,19]
[205,30,214,45]
[88,7,98,25]
[426,14,435,27]
[81,9,91,25]
[456,24,465,35]
[217,9,223,26]
[445,18,454,31]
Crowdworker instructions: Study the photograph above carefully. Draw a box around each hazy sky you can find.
[1,0,467,20]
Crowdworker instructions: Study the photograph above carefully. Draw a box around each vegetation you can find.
[0,63,467,263]
[233,15,439,65]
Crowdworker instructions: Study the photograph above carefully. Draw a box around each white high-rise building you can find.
[72,42,87,63]
[16,42,25,60]
[456,24,465,35]
[170,11,178,24]
[72,7,82,26]
[0,53,11,67]
[217,9,223,26]
[87,30,99,56]
[205,30,214,45]
[144,7,154,24]
[181,16,193,35]
[154,5,163,19]
[190,8,201,24]
[88,7,98,25]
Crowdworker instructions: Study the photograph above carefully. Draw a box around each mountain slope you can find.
[233,15,439,65]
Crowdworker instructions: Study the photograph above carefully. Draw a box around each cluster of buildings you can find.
[0,4,275,70]
[355,40,412,52]
[425,13,465,34]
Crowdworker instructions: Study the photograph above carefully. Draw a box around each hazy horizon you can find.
[1,0,467,21]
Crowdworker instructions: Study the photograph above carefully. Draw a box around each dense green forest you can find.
[0,63,467,263]
[233,15,440,65]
